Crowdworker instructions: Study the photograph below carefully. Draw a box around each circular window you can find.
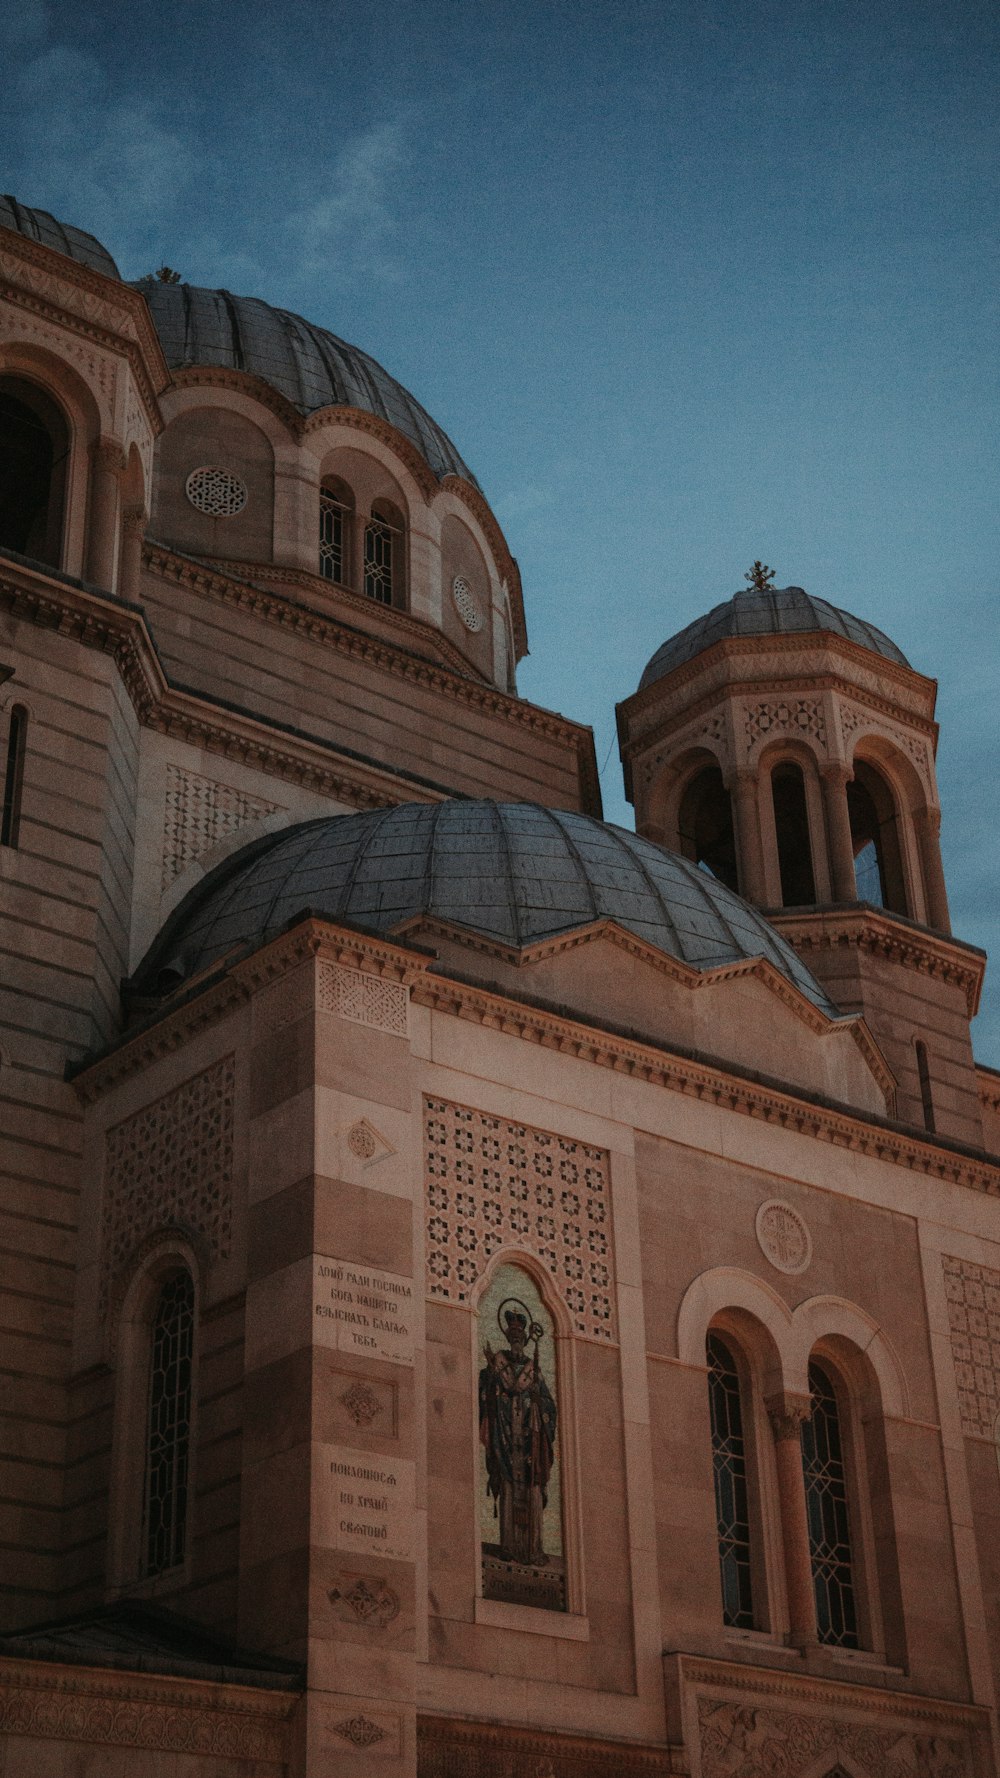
[185,467,248,517]
[452,575,484,633]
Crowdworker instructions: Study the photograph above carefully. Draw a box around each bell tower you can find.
[617,566,986,1147]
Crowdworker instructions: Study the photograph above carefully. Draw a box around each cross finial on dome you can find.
[744,561,776,591]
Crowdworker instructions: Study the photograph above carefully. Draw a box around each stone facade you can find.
[1,203,999,1778]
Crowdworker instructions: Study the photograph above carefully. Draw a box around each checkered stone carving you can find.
[943,1254,1000,1438]
[162,763,281,889]
[318,963,409,1036]
[101,1057,235,1313]
[745,698,825,749]
[424,1097,616,1341]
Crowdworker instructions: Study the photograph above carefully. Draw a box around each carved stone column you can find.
[821,763,857,903]
[916,806,951,934]
[730,769,768,906]
[118,504,147,605]
[86,438,124,590]
[767,1393,817,1649]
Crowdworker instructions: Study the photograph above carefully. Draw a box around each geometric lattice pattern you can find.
[801,1363,859,1649]
[424,1096,616,1342]
[706,1333,754,1629]
[943,1253,1000,1439]
[318,963,409,1036]
[144,1268,194,1576]
[101,1056,235,1314]
[744,697,825,748]
[319,490,346,583]
[162,763,281,888]
[185,465,247,516]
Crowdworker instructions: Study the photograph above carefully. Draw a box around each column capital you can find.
[122,503,148,539]
[820,759,853,786]
[917,803,942,837]
[766,1391,812,1440]
[93,436,126,477]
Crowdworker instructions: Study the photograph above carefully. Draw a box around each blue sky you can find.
[4,0,999,1059]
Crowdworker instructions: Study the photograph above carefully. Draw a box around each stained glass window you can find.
[364,515,396,605]
[319,490,347,583]
[144,1269,194,1576]
[802,1362,859,1647]
[707,1333,754,1628]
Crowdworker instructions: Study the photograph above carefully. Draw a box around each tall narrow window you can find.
[144,1268,194,1576]
[677,766,739,893]
[0,377,69,567]
[706,1334,755,1627]
[847,763,908,915]
[771,762,817,906]
[1,704,27,848]
[915,1039,936,1133]
[319,485,349,584]
[802,1362,858,1647]
[364,512,397,605]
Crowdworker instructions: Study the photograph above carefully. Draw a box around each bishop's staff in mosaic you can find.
[479,1300,557,1566]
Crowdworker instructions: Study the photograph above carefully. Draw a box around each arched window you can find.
[706,1333,755,1627]
[364,501,403,607]
[802,1361,859,1647]
[143,1268,195,1576]
[319,477,352,585]
[771,761,816,907]
[914,1039,935,1133]
[1,704,27,849]
[477,1261,565,1611]
[847,762,908,915]
[0,376,70,568]
[677,766,738,893]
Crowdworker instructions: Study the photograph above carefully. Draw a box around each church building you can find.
[2,194,1000,1777]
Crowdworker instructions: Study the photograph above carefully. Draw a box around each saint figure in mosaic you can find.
[479,1301,557,1566]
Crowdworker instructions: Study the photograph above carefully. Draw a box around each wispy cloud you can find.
[284,122,406,285]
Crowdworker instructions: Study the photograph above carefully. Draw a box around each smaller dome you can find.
[132,799,835,1015]
[0,195,120,281]
[639,585,909,690]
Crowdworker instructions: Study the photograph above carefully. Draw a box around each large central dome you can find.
[133,800,833,1013]
[132,278,476,485]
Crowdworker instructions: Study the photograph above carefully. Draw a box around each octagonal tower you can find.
[617,574,986,1145]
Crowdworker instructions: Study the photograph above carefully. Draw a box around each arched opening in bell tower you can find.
[847,762,908,916]
[0,375,70,568]
[770,761,817,907]
[677,765,739,893]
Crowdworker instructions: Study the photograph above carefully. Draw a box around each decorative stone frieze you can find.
[697,1696,967,1777]
[100,1055,235,1312]
[943,1253,1000,1439]
[319,963,409,1036]
[745,697,825,751]
[424,1096,616,1341]
[162,761,282,888]
[417,1715,681,1778]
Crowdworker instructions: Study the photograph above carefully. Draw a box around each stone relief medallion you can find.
[332,1715,386,1749]
[452,574,484,632]
[347,1120,379,1160]
[755,1199,812,1275]
[328,1575,401,1628]
[185,465,248,516]
[340,1379,383,1428]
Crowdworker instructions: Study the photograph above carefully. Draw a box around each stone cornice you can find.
[417,1714,680,1776]
[201,553,494,683]
[676,1651,988,1732]
[622,629,938,719]
[976,1064,1000,1111]
[72,916,1000,1198]
[0,552,452,812]
[772,905,987,1017]
[0,228,169,432]
[142,541,599,809]
[0,1655,295,1763]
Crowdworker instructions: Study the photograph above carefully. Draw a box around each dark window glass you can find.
[144,1269,194,1575]
[802,1362,859,1647]
[364,516,395,604]
[678,767,739,894]
[915,1039,936,1133]
[772,762,816,906]
[0,379,69,567]
[319,490,347,583]
[707,1333,755,1627]
[1,705,27,848]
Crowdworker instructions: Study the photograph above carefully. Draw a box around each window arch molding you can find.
[677,1265,791,1393]
[107,1234,201,1595]
[468,1248,585,1617]
[756,738,829,907]
[653,745,730,860]
[843,740,926,921]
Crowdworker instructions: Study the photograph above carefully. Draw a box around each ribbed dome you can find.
[639,586,909,689]
[0,195,120,281]
[133,800,834,1013]
[131,279,476,485]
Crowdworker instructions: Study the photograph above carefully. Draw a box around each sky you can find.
[3,0,999,1058]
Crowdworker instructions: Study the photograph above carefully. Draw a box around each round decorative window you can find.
[185,466,248,517]
[452,575,484,633]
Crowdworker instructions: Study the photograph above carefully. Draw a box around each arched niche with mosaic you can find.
[477,1261,566,1612]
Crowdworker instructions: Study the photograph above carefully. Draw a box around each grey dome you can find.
[131,279,476,485]
[639,586,909,689]
[0,195,120,281]
[133,800,834,1014]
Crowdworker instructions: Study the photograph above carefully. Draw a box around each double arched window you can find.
[318,479,406,609]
